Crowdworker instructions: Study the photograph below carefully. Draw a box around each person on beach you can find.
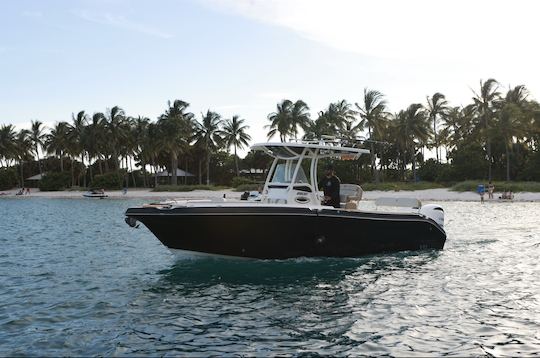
[488,181,494,199]
[26,188,30,195]
[319,164,341,208]
[477,184,485,203]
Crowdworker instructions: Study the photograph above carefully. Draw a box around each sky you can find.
[1,0,539,155]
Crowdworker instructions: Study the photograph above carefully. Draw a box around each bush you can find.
[90,172,123,190]
[0,168,18,190]
[152,185,228,192]
[361,181,445,191]
[231,176,257,188]
[39,172,71,191]
[418,159,446,182]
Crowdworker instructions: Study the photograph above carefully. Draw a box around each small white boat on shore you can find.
[83,189,108,198]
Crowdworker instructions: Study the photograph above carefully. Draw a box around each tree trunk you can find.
[98,157,103,175]
[36,146,43,176]
[411,144,416,182]
[487,137,492,182]
[70,157,75,187]
[19,160,24,187]
[206,150,210,185]
[142,160,147,188]
[171,153,178,186]
[152,159,158,187]
[88,153,93,185]
[130,158,136,188]
[234,145,239,177]
[60,152,64,172]
[505,144,510,182]
[81,153,86,188]
[198,159,202,185]
[370,142,379,183]
[185,158,188,185]
[433,115,439,163]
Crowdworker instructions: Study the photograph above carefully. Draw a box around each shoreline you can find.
[1,187,540,202]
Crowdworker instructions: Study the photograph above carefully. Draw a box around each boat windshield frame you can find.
[253,141,369,204]
[251,141,369,160]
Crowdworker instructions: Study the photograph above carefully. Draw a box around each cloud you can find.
[201,0,539,66]
[72,9,173,39]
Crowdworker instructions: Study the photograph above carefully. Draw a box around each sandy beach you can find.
[1,187,540,202]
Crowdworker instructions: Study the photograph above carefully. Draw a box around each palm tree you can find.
[194,110,223,185]
[103,106,127,174]
[29,120,47,176]
[222,115,251,176]
[496,85,530,181]
[303,114,335,140]
[289,100,311,139]
[266,99,293,141]
[355,88,387,183]
[394,104,430,181]
[157,100,194,185]
[472,79,500,181]
[86,113,106,177]
[0,124,17,167]
[45,122,70,172]
[70,111,89,186]
[132,116,150,187]
[426,93,448,163]
[14,129,32,186]
[497,103,526,181]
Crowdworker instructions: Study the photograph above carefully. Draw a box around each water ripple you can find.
[0,198,539,356]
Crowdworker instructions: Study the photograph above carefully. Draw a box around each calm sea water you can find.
[0,198,539,356]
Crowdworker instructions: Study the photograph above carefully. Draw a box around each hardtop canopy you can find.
[251,141,370,160]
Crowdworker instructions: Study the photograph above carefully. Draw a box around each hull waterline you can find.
[125,206,446,260]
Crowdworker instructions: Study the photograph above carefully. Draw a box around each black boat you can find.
[125,141,446,259]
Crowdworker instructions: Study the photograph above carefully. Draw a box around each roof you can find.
[251,141,370,160]
[156,169,194,177]
[26,173,45,180]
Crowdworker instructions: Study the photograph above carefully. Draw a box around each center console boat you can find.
[125,140,446,259]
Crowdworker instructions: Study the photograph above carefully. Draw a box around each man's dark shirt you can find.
[319,175,341,208]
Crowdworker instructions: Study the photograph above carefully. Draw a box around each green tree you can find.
[355,88,387,183]
[194,110,224,185]
[426,92,448,163]
[266,99,293,141]
[472,78,500,181]
[0,124,17,167]
[29,120,47,176]
[69,111,89,186]
[157,100,194,185]
[394,104,430,181]
[46,122,70,172]
[222,115,251,176]
[14,129,32,186]
[103,106,128,174]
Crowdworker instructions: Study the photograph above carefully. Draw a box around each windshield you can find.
[270,160,308,184]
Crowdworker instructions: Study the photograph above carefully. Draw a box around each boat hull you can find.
[126,206,446,259]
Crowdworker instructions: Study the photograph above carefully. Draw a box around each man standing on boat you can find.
[319,164,341,208]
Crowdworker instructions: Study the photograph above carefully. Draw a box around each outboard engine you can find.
[419,204,444,228]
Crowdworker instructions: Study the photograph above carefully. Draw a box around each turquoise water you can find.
[0,198,539,356]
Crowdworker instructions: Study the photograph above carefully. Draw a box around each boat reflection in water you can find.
[125,139,446,259]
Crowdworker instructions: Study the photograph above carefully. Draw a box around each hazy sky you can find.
[1,0,539,149]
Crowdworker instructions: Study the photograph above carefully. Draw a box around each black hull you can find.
[125,206,446,259]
